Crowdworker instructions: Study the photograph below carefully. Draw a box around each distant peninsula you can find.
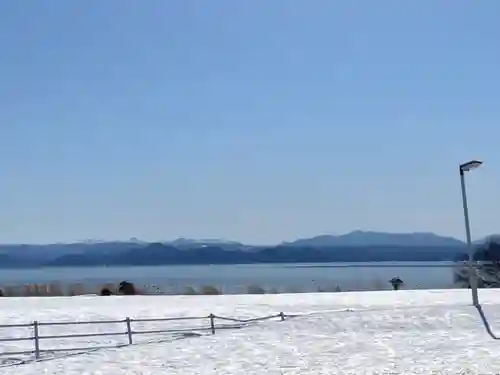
[0,231,471,268]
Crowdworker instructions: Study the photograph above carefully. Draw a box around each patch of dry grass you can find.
[0,279,396,297]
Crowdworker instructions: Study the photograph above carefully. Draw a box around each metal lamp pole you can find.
[459,160,483,306]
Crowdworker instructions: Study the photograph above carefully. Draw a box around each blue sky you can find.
[0,1,499,244]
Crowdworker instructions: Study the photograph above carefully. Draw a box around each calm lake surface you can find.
[0,262,462,294]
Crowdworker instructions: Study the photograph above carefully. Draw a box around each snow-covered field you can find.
[1,289,500,374]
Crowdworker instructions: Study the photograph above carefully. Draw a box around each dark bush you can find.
[118,281,136,295]
[100,287,112,296]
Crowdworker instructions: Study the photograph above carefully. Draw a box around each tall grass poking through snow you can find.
[0,281,356,297]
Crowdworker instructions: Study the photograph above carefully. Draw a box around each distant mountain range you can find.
[0,231,478,268]
[283,231,465,247]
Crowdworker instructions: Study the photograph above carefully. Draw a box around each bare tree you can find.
[454,239,500,288]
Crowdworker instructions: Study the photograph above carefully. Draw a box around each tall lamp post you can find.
[459,160,483,306]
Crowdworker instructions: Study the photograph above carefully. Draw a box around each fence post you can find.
[279,312,285,321]
[125,317,133,345]
[209,314,215,334]
[33,321,40,360]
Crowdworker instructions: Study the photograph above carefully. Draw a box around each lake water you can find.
[0,262,463,294]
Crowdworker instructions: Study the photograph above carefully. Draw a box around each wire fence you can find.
[0,312,287,362]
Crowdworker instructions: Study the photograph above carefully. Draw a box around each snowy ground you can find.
[1,289,500,374]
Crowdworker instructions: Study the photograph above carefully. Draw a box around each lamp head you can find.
[460,160,483,173]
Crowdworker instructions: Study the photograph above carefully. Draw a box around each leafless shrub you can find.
[183,286,197,295]
[199,285,220,295]
[246,284,266,294]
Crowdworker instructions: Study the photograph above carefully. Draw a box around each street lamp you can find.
[459,159,483,306]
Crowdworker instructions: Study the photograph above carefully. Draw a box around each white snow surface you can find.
[1,289,500,374]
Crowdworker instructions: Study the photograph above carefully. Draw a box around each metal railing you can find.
[0,312,287,361]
